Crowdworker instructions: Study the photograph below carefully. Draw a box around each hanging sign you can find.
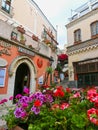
[38,75,44,84]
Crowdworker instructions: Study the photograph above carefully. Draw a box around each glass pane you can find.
[6,4,10,12]
[0,68,6,87]
[2,0,6,8]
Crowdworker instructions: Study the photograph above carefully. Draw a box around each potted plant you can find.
[1,86,98,130]
[20,34,26,44]
[17,26,25,34]
[32,34,39,42]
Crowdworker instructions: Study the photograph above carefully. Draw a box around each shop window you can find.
[0,68,6,87]
[2,0,11,13]
[74,29,81,44]
[91,21,98,38]
[88,63,96,72]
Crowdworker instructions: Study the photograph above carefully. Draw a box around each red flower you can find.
[42,85,49,89]
[58,54,68,61]
[87,108,98,125]
[60,103,70,110]
[73,92,81,98]
[34,100,41,107]
[54,87,64,97]
[87,88,98,104]
[66,88,71,93]
[0,99,8,104]
[51,104,59,110]
[9,96,13,100]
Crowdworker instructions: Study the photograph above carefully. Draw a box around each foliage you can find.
[46,66,53,74]
[1,86,98,130]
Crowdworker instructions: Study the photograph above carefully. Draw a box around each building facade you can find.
[0,0,58,99]
[66,0,98,88]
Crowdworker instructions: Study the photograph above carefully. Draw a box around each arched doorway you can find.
[13,63,30,97]
[8,56,37,99]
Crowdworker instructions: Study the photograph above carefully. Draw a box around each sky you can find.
[35,0,89,49]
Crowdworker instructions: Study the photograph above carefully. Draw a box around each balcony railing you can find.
[67,37,98,54]
[0,19,52,57]
[69,0,98,21]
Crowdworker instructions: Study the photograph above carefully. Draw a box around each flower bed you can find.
[1,86,98,130]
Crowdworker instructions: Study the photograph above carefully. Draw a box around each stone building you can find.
[66,0,98,88]
[0,0,58,99]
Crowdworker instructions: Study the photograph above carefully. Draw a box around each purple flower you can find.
[14,107,26,118]
[23,88,29,94]
[15,94,22,99]
[29,94,35,102]
[19,96,29,104]
[33,92,45,103]
[22,103,28,108]
[45,94,53,103]
[31,106,40,115]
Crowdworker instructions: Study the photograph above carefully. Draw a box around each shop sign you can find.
[18,47,35,56]
[0,40,11,56]
[38,75,44,85]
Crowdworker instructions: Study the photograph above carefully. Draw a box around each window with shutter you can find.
[91,21,98,38]
[74,29,81,44]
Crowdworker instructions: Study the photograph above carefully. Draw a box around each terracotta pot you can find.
[17,26,25,34]
[32,34,38,41]
[12,126,24,130]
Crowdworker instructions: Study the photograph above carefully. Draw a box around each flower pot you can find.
[12,123,28,130]
[32,34,38,41]
[17,26,25,34]
[12,126,24,130]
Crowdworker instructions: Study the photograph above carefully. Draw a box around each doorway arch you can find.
[8,56,37,97]
[14,63,30,97]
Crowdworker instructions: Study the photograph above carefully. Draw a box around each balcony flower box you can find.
[17,26,25,34]
[32,34,39,41]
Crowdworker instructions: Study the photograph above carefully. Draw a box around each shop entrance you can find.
[78,73,98,88]
[13,63,30,98]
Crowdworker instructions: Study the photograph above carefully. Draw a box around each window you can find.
[74,29,81,43]
[91,21,98,37]
[0,68,6,87]
[11,31,17,41]
[2,0,10,13]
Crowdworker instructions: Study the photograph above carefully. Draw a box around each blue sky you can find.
[35,0,89,49]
